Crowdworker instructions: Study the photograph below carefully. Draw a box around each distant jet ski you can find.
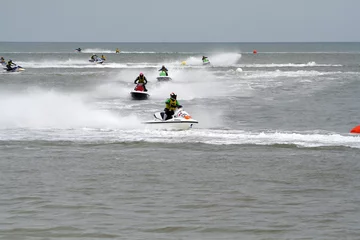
[4,65,25,72]
[202,59,210,65]
[156,71,172,81]
[89,55,104,64]
[130,83,150,100]
[202,56,210,65]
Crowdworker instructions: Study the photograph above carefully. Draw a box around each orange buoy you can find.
[350,125,360,133]
[253,50,257,54]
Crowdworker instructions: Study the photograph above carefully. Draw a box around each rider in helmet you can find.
[0,57,5,64]
[163,92,181,120]
[158,65,169,76]
[134,72,148,91]
[6,59,15,70]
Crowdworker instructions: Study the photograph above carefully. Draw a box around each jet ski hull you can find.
[89,59,104,64]
[143,119,198,130]
[130,91,149,100]
[3,66,25,72]
[156,76,172,82]
[143,109,198,130]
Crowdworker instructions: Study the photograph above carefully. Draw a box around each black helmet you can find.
[170,92,177,99]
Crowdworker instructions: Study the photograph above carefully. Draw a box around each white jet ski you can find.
[156,71,172,81]
[3,65,25,72]
[89,56,104,64]
[130,83,150,100]
[143,107,198,130]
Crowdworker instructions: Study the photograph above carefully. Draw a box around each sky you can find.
[1,0,360,42]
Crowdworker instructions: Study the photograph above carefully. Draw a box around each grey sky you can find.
[1,0,359,42]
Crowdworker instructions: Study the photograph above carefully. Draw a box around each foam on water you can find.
[182,53,241,66]
[81,48,115,54]
[16,59,128,69]
[1,127,359,149]
[239,62,342,68]
[0,88,141,129]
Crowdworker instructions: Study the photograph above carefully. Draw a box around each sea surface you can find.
[0,42,360,239]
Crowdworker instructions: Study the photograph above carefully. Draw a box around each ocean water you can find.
[0,42,360,239]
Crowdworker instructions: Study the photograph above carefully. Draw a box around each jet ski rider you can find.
[6,59,16,70]
[158,65,168,76]
[163,92,181,120]
[134,72,148,92]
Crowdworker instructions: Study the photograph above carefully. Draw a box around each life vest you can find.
[137,76,145,83]
[166,98,178,111]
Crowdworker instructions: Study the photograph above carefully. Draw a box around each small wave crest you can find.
[183,53,241,66]
[1,128,359,149]
[239,62,342,68]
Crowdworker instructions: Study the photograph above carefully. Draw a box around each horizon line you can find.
[1,41,360,44]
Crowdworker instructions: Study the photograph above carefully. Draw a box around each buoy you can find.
[350,125,360,133]
[236,67,243,72]
[253,50,257,54]
[181,61,186,65]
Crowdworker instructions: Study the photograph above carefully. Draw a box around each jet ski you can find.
[89,56,104,64]
[156,71,172,81]
[3,65,25,72]
[130,83,150,100]
[202,58,210,65]
[143,107,198,130]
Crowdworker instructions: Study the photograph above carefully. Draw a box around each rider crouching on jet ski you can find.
[6,59,16,70]
[158,65,168,76]
[163,92,181,120]
[134,72,148,92]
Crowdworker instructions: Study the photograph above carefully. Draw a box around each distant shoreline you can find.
[1,41,360,44]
